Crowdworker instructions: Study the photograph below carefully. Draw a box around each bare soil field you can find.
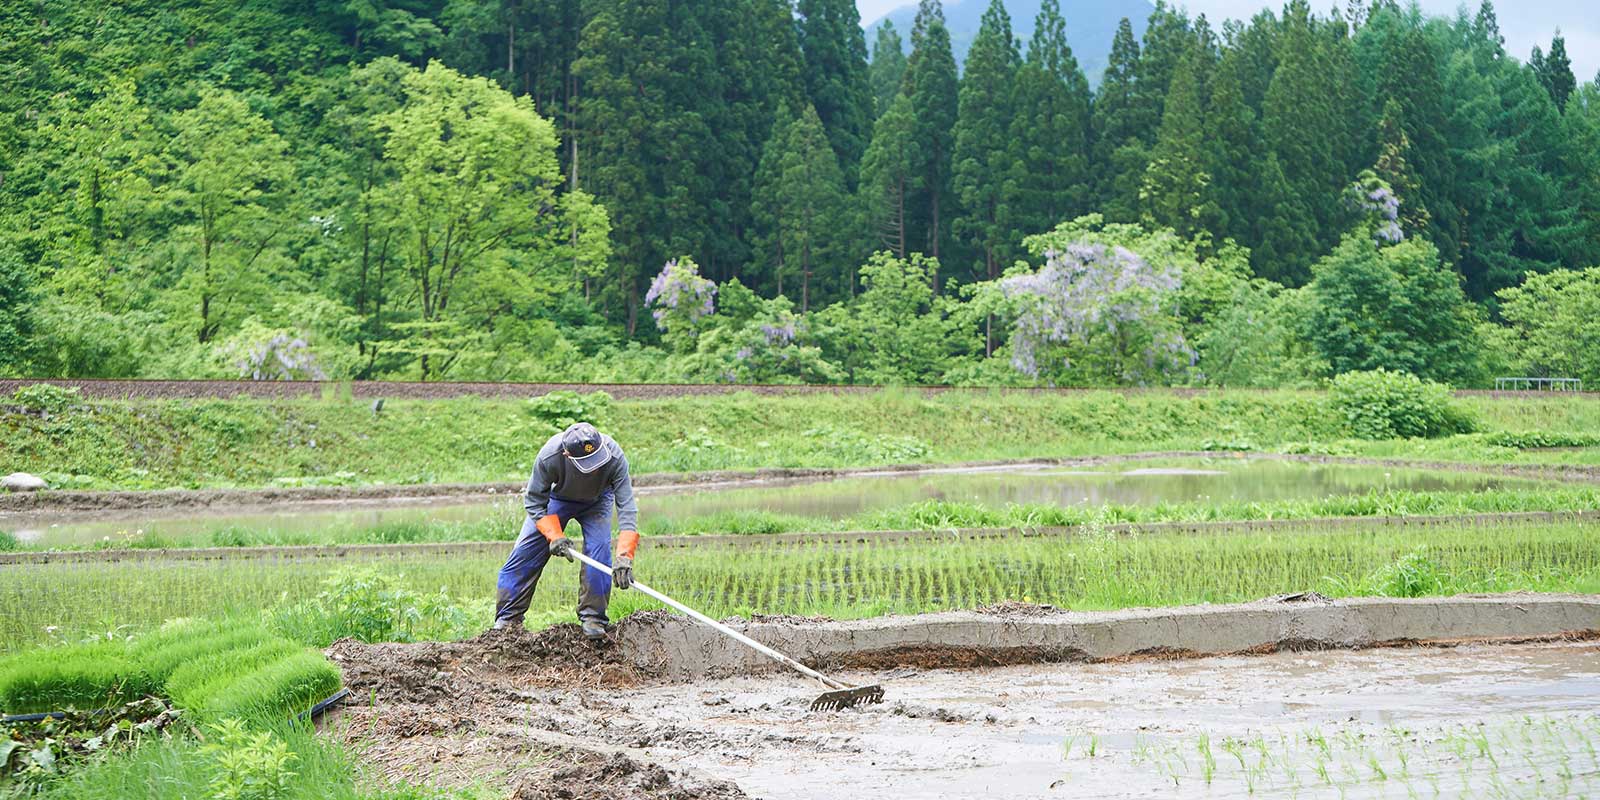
[325,597,1600,799]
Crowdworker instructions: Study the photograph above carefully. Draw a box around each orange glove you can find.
[536,515,575,562]
[535,514,565,542]
[614,531,639,589]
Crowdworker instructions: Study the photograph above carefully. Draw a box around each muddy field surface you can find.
[328,618,750,799]
[327,606,1600,799]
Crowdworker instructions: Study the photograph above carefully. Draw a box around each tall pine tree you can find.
[1007,0,1092,238]
[1260,0,1344,283]
[1090,18,1145,221]
[752,103,849,309]
[869,21,907,119]
[859,93,919,258]
[1132,2,1192,135]
[1534,32,1576,110]
[576,0,716,332]
[1141,43,1214,240]
[798,0,874,178]
[902,0,959,264]
[952,0,1020,282]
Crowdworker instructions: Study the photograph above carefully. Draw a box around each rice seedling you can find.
[2,620,342,725]
[1073,715,1600,797]
[4,518,1597,651]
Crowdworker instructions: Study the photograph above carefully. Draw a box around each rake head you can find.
[810,684,885,712]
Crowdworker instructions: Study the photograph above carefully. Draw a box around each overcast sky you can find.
[857,0,1600,82]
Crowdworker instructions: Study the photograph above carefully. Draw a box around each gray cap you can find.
[561,422,612,473]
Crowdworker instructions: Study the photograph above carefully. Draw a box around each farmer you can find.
[493,421,640,639]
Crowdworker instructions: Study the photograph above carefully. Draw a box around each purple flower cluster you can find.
[759,321,796,345]
[237,334,327,381]
[1349,176,1405,244]
[644,258,717,329]
[1000,242,1190,380]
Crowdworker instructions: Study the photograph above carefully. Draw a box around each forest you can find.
[0,0,1596,387]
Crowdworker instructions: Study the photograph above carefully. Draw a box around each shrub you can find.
[10,383,79,413]
[802,425,929,463]
[200,719,299,800]
[1365,549,1448,598]
[0,641,158,714]
[266,567,473,645]
[525,390,612,430]
[0,531,17,551]
[1327,369,1475,440]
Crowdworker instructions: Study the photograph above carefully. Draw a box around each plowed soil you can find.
[327,618,746,800]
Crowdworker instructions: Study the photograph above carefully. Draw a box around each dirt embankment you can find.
[4,377,1593,401]
[326,596,1600,798]
[0,377,1336,401]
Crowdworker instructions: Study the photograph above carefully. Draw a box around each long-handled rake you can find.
[568,550,885,711]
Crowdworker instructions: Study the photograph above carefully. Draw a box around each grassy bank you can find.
[4,517,1595,652]
[3,389,1598,491]
[22,720,461,800]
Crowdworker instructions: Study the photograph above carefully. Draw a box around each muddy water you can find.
[3,459,1550,548]
[605,643,1600,799]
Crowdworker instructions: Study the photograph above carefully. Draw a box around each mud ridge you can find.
[328,595,1600,694]
[614,594,1600,679]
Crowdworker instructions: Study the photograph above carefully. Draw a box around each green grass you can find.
[30,721,467,800]
[3,389,1598,491]
[4,518,1596,652]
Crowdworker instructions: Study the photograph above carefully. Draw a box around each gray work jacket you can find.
[522,431,639,531]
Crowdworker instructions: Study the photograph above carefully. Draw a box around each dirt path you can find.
[4,377,1592,400]
[326,597,1600,799]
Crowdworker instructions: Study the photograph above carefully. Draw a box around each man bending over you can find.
[494,422,640,639]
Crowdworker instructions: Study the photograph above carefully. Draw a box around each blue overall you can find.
[493,492,614,627]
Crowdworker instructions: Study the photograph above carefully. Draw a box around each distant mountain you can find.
[864,0,1154,86]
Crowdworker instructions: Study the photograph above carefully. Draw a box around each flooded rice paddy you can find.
[2,458,1556,549]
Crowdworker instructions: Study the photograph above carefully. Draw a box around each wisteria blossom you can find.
[1001,242,1193,383]
[644,257,717,330]
[759,320,797,345]
[236,334,327,381]
[1348,171,1405,245]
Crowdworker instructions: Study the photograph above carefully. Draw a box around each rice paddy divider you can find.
[7,508,1596,566]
